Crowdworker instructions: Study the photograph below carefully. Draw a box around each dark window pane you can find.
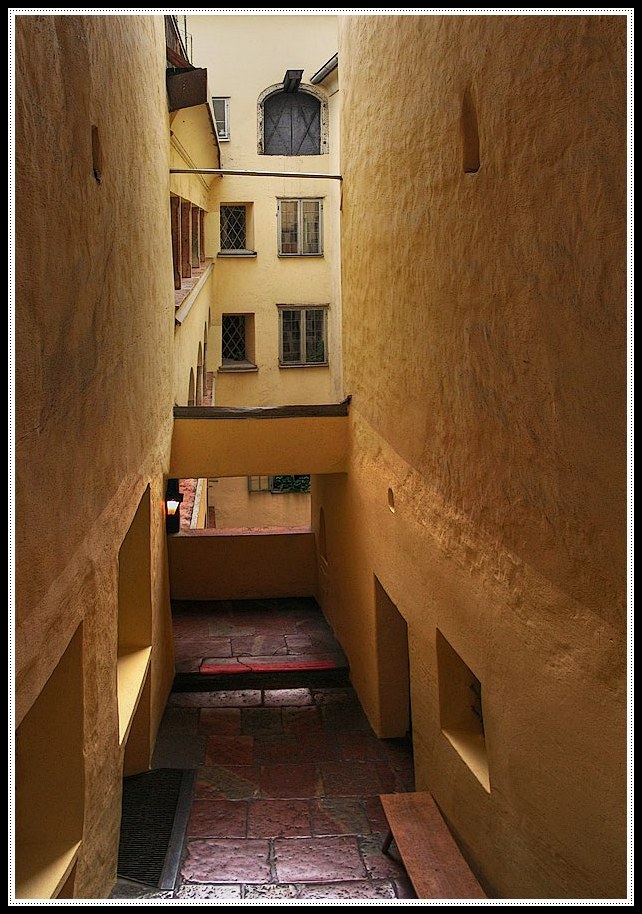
[305,309,326,363]
[279,200,298,254]
[220,205,246,250]
[281,310,302,363]
[222,315,246,363]
[301,201,320,254]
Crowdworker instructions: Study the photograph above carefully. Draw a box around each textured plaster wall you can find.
[209,476,311,529]
[317,14,628,899]
[170,415,348,478]
[168,530,317,600]
[189,15,340,406]
[15,15,175,898]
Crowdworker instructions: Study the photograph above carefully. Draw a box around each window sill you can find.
[441,728,490,793]
[278,253,324,258]
[117,646,152,746]
[218,362,258,373]
[217,250,257,258]
[279,362,329,369]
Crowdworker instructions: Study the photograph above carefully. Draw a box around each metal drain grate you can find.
[117,768,194,889]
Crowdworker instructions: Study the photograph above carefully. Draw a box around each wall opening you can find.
[374,576,411,739]
[318,506,327,562]
[199,475,312,531]
[196,342,203,406]
[461,87,480,174]
[220,313,256,370]
[387,487,395,512]
[15,624,84,899]
[91,124,102,183]
[117,486,152,771]
[187,367,195,407]
[436,629,490,792]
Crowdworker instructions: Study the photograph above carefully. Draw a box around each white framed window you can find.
[277,198,323,256]
[278,305,328,367]
[212,97,230,141]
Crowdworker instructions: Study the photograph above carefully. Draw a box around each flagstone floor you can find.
[111,598,416,901]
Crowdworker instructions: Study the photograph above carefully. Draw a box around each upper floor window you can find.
[212,97,230,141]
[219,204,256,256]
[258,83,328,156]
[278,305,328,367]
[263,90,320,155]
[277,198,323,256]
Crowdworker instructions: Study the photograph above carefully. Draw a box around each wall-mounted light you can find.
[282,69,303,93]
[165,478,183,535]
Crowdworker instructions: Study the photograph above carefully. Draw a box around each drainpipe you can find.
[170,168,342,180]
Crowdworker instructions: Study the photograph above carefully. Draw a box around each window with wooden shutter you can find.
[263,91,321,156]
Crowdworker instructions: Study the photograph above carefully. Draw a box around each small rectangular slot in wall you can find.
[436,629,490,792]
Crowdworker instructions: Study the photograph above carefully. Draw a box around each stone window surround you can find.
[257,82,329,156]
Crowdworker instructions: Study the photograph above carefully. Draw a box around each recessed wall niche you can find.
[15,624,85,898]
[436,629,490,792]
[117,485,152,768]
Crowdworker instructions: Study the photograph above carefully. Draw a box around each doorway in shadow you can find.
[374,575,411,741]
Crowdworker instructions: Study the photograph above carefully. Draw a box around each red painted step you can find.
[200,655,343,675]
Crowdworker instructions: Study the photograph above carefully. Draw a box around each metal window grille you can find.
[270,475,311,493]
[222,315,246,363]
[220,205,246,250]
[278,199,322,255]
[212,97,230,140]
[279,307,327,365]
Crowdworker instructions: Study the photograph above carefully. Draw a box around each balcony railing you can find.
[165,15,192,67]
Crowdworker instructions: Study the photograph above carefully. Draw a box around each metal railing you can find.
[165,14,192,65]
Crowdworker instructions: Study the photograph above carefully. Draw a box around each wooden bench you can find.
[380,792,487,899]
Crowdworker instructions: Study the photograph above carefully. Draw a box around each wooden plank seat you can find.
[380,792,487,900]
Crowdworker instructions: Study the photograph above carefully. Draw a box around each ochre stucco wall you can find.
[15,15,176,898]
[173,267,215,406]
[209,476,311,529]
[189,15,341,407]
[170,415,348,477]
[316,14,628,899]
[170,105,220,408]
[168,530,317,600]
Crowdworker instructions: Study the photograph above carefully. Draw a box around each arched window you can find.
[258,84,328,156]
[187,368,195,407]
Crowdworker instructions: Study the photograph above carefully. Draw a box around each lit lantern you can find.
[165,478,183,534]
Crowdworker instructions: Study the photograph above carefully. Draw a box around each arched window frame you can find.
[257,82,329,156]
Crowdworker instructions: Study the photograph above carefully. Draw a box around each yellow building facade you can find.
[180,15,342,531]
[14,11,628,902]
[188,14,342,409]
